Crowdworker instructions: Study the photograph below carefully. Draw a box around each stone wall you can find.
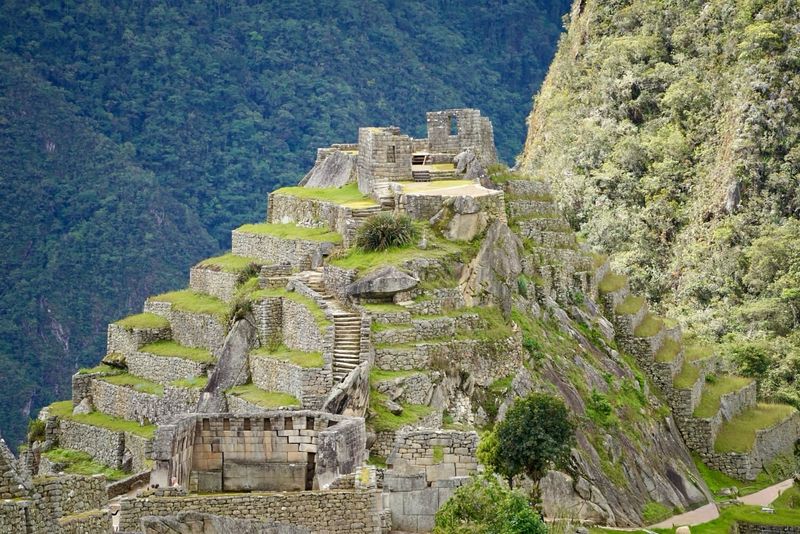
[250,354,330,409]
[736,521,800,534]
[0,500,28,533]
[144,300,227,357]
[282,298,326,352]
[383,472,468,533]
[373,372,434,406]
[126,350,208,386]
[107,322,171,356]
[149,412,366,493]
[426,109,497,164]
[57,419,151,472]
[33,474,106,522]
[268,193,350,240]
[323,265,358,302]
[59,509,111,534]
[189,266,241,303]
[119,489,381,534]
[252,297,283,346]
[231,229,337,269]
[357,127,413,194]
[387,430,479,482]
[88,378,196,425]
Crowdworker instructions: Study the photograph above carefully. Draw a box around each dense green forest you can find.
[521,0,800,409]
[0,0,569,448]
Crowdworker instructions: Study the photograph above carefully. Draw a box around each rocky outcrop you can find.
[346,266,418,300]
[197,317,258,413]
[454,148,487,181]
[459,221,523,315]
[140,511,310,533]
[299,151,356,188]
[322,361,370,417]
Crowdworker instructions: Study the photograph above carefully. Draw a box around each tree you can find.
[480,393,575,504]
[433,474,547,534]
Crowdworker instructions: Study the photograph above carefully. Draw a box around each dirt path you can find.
[739,478,794,506]
[649,502,719,529]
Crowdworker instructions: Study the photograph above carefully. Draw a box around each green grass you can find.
[368,390,434,432]
[99,373,164,396]
[367,453,387,468]
[674,360,701,389]
[43,448,128,481]
[634,313,664,337]
[251,345,324,368]
[148,289,230,320]
[369,368,419,384]
[616,295,645,315]
[248,288,331,332]
[655,338,681,363]
[77,363,121,375]
[170,376,209,389]
[693,375,753,418]
[330,232,467,271]
[197,253,265,272]
[432,445,444,463]
[139,340,214,363]
[236,222,342,244]
[693,453,788,498]
[598,272,627,293]
[772,484,800,509]
[685,341,716,361]
[370,321,411,332]
[715,403,797,453]
[470,306,513,340]
[115,312,169,331]
[47,400,156,438]
[226,384,300,408]
[272,183,377,208]
[642,501,673,524]
[361,302,409,314]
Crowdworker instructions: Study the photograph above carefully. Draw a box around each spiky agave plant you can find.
[355,213,418,251]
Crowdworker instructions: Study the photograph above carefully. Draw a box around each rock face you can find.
[459,221,523,315]
[322,361,370,417]
[196,317,257,413]
[436,195,490,242]
[346,266,418,300]
[454,148,487,181]
[299,151,356,188]
[140,511,310,534]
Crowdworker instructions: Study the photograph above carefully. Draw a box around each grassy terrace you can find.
[148,289,229,320]
[115,312,169,331]
[251,345,324,368]
[685,341,716,361]
[248,287,330,332]
[331,232,470,272]
[369,368,419,385]
[362,302,409,314]
[140,340,214,364]
[197,253,266,273]
[44,448,127,481]
[226,384,299,408]
[78,363,121,375]
[236,222,342,244]
[634,313,664,337]
[693,375,752,418]
[368,390,434,432]
[171,376,208,389]
[616,295,645,315]
[715,403,796,453]
[655,338,681,363]
[48,400,156,438]
[99,373,164,396]
[674,360,701,389]
[272,183,377,209]
[598,272,627,293]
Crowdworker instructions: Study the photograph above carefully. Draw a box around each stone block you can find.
[404,488,439,516]
[195,471,222,492]
[426,463,456,481]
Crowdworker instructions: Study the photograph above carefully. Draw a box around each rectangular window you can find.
[450,116,458,136]
[387,145,396,163]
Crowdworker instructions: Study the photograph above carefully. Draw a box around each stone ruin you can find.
[4,107,800,532]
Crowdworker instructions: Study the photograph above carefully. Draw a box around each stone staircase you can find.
[331,309,363,382]
[411,170,431,182]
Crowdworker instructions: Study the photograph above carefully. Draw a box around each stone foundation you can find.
[189,266,241,303]
[144,300,227,357]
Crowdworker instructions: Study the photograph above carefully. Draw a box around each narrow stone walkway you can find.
[649,502,718,528]
[739,478,794,506]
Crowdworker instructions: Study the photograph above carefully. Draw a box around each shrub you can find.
[355,213,418,251]
[27,419,45,442]
[522,336,542,360]
[586,390,614,427]
[517,276,529,298]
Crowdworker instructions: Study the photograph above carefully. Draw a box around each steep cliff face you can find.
[519,0,800,372]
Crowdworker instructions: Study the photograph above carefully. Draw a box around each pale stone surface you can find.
[300,150,357,188]
[346,266,419,299]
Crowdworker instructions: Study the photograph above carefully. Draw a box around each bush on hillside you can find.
[355,213,418,251]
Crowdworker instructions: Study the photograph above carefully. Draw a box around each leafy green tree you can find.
[433,474,546,534]
[480,393,574,504]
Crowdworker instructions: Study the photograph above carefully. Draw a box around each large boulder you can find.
[346,266,418,299]
[458,221,523,315]
[441,195,489,241]
[299,151,356,188]
[322,361,370,417]
[454,148,487,181]
[196,317,257,413]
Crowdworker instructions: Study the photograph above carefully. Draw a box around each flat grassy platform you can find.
[684,341,716,361]
[78,363,122,375]
[368,390,434,432]
[99,373,164,396]
[616,295,645,315]
[170,376,208,389]
[598,272,627,293]
[693,375,752,418]
[140,340,214,364]
[47,400,156,438]
[634,313,664,337]
[655,338,681,363]
[236,222,342,244]
[331,232,470,271]
[43,448,127,481]
[115,312,169,331]
[251,345,324,368]
[226,384,299,408]
[715,403,796,453]
[148,289,229,319]
[197,253,266,273]
[674,360,701,389]
[248,287,331,332]
[272,183,377,209]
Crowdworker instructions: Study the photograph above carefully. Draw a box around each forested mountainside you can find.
[520,0,800,408]
[0,0,570,448]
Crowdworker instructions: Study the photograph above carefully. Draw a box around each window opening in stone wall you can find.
[202,418,210,431]
[285,418,293,430]
[306,417,315,430]
[305,452,316,490]
[264,418,272,431]
[223,418,230,431]
[243,418,251,431]
[450,116,458,136]
[387,145,396,163]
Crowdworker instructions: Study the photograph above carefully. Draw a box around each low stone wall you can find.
[736,521,800,534]
[373,372,434,406]
[58,509,111,534]
[107,322,171,356]
[57,419,151,472]
[119,489,381,534]
[232,228,338,269]
[89,378,196,424]
[507,199,559,219]
[373,315,480,345]
[250,354,330,408]
[33,474,106,521]
[107,470,151,499]
[283,298,326,352]
[126,350,208,386]
[145,300,227,357]
[405,288,466,315]
[503,179,552,198]
[387,430,479,481]
[268,193,351,238]
[383,473,468,533]
[0,500,28,533]
[323,265,358,302]
[189,266,241,303]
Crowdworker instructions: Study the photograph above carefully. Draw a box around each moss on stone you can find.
[115,312,169,331]
[47,400,156,438]
[148,289,230,320]
[715,403,796,453]
[693,375,752,418]
[368,390,434,432]
[251,345,324,368]
[139,340,215,364]
[226,384,300,408]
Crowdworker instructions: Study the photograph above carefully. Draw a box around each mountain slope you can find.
[519,0,800,404]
